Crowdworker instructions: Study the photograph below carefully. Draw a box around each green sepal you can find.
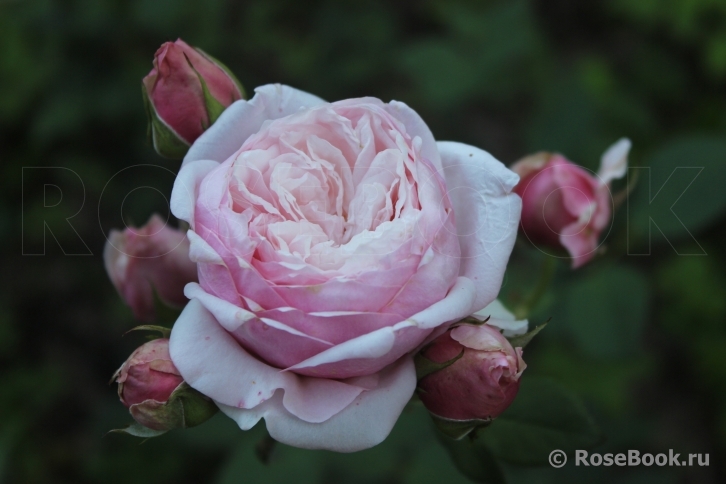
[124,325,172,339]
[183,53,227,128]
[506,319,549,349]
[141,83,190,160]
[414,348,464,381]
[166,382,219,428]
[430,413,492,440]
[452,315,491,327]
[111,382,218,438]
[194,48,246,101]
[108,422,167,439]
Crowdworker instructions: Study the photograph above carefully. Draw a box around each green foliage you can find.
[561,265,650,359]
[628,136,726,250]
[479,377,603,465]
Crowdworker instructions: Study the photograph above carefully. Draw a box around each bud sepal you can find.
[126,381,218,433]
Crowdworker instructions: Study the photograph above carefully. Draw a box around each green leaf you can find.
[430,413,492,440]
[142,83,190,160]
[436,432,506,484]
[414,348,464,380]
[480,377,602,465]
[628,135,726,250]
[506,321,548,348]
[108,422,167,439]
[562,265,649,358]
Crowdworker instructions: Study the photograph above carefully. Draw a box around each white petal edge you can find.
[217,355,416,452]
[169,299,366,424]
[184,282,333,345]
[436,141,522,314]
[471,299,529,337]
[170,159,220,224]
[598,138,631,186]
[182,84,327,167]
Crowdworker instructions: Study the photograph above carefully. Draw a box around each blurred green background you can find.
[3,0,726,482]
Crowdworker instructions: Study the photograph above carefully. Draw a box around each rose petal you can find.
[216,355,416,452]
[171,159,220,225]
[182,84,326,167]
[285,276,476,378]
[598,138,631,186]
[169,299,367,423]
[184,283,335,368]
[385,100,443,174]
[471,299,529,337]
[436,141,521,314]
[559,219,599,269]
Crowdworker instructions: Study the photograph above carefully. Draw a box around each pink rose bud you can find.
[142,39,245,159]
[104,214,198,322]
[113,338,217,432]
[418,324,526,421]
[115,339,183,408]
[511,138,630,268]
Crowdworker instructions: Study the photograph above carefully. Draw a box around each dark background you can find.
[2,0,726,482]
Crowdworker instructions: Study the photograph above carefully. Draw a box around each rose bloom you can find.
[104,214,198,321]
[511,139,630,268]
[169,84,521,451]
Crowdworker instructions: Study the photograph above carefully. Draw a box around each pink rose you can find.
[511,139,630,268]
[104,214,198,321]
[168,84,521,451]
[418,322,526,422]
[143,39,244,158]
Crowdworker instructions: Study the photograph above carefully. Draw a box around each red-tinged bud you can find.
[104,214,197,322]
[113,338,217,432]
[142,39,245,159]
[116,338,183,408]
[511,139,630,268]
[418,324,526,423]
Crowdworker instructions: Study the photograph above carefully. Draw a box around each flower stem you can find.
[255,431,277,465]
[514,255,556,320]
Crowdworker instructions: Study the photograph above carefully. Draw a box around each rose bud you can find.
[511,138,631,268]
[114,338,217,431]
[142,39,245,159]
[104,214,198,322]
[116,339,183,409]
[418,324,526,425]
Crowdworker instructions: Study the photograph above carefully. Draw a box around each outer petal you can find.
[436,141,521,314]
[471,299,529,337]
[183,283,336,369]
[171,159,220,225]
[286,277,476,378]
[559,220,599,269]
[598,138,631,186]
[182,84,326,167]
[217,356,416,452]
[169,299,367,424]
